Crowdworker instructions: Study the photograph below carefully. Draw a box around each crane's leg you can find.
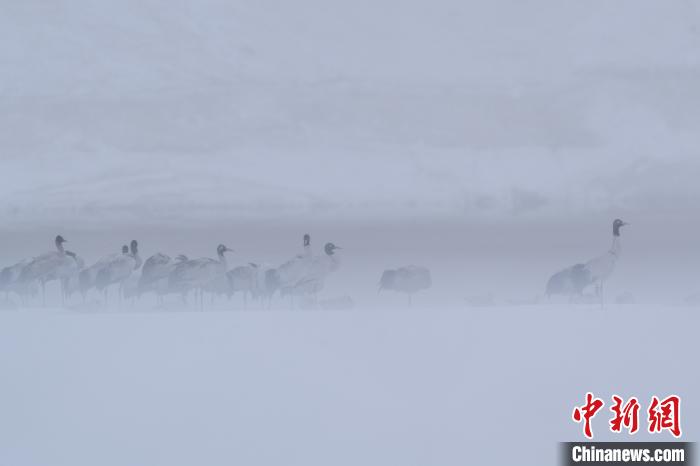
[42,281,46,307]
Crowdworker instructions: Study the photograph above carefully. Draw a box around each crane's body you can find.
[378,265,431,305]
[95,240,142,303]
[545,219,627,304]
[169,244,232,309]
[19,235,78,305]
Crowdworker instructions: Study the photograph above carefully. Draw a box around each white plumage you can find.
[169,244,233,308]
[273,233,314,297]
[122,272,141,302]
[95,240,142,302]
[79,245,129,299]
[546,219,628,303]
[226,263,261,307]
[284,242,342,298]
[0,259,38,302]
[61,251,85,302]
[19,235,80,305]
[378,265,432,304]
[138,253,188,303]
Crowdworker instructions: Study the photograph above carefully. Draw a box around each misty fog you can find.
[1,1,699,465]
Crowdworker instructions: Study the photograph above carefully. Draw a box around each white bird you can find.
[273,233,315,298]
[79,245,129,299]
[95,240,142,303]
[0,259,38,303]
[546,219,628,304]
[19,235,80,306]
[545,263,591,300]
[61,250,85,303]
[583,218,628,302]
[378,265,432,305]
[284,242,342,301]
[168,244,233,309]
[246,263,279,309]
[226,263,260,308]
[121,271,141,304]
[138,253,188,305]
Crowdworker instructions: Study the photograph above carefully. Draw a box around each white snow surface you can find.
[0,304,696,466]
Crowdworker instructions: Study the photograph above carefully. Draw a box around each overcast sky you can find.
[2,0,699,227]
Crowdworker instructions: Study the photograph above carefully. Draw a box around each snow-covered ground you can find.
[0,303,696,466]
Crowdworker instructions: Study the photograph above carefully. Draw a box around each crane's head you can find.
[55,235,67,245]
[325,242,341,255]
[130,240,139,254]
[122,245,129,254]
[613,219,628,237]
[217,244,233,256]
[303,234,310,247]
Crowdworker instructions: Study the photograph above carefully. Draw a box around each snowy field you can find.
[1,302,697,466]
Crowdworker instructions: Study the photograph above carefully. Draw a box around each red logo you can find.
[572,392,605,439]
[572,393,682,439]
[609,395,640,435]
[648,395,682,438]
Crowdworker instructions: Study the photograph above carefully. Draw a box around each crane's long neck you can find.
[327,251,341,271]
[130,244,142,269]
[609,235,622,258]
[218,251,228,269]
[133,253,142,269]
[56,241,65,254]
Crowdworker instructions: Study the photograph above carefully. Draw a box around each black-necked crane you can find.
[138,253,188,305]
[283,242,342,303]
[272,233,315,299]
[378,265,432,305]
[61,250,85,303]
[18,235,80,306]
[0,259,38,304]
[546,218,628,305]
[226,263,260,308]
[95,240,142,304]
[168,244,233,309]
[79,245,129,300]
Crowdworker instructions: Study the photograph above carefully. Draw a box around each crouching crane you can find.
[378,265,432,306]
